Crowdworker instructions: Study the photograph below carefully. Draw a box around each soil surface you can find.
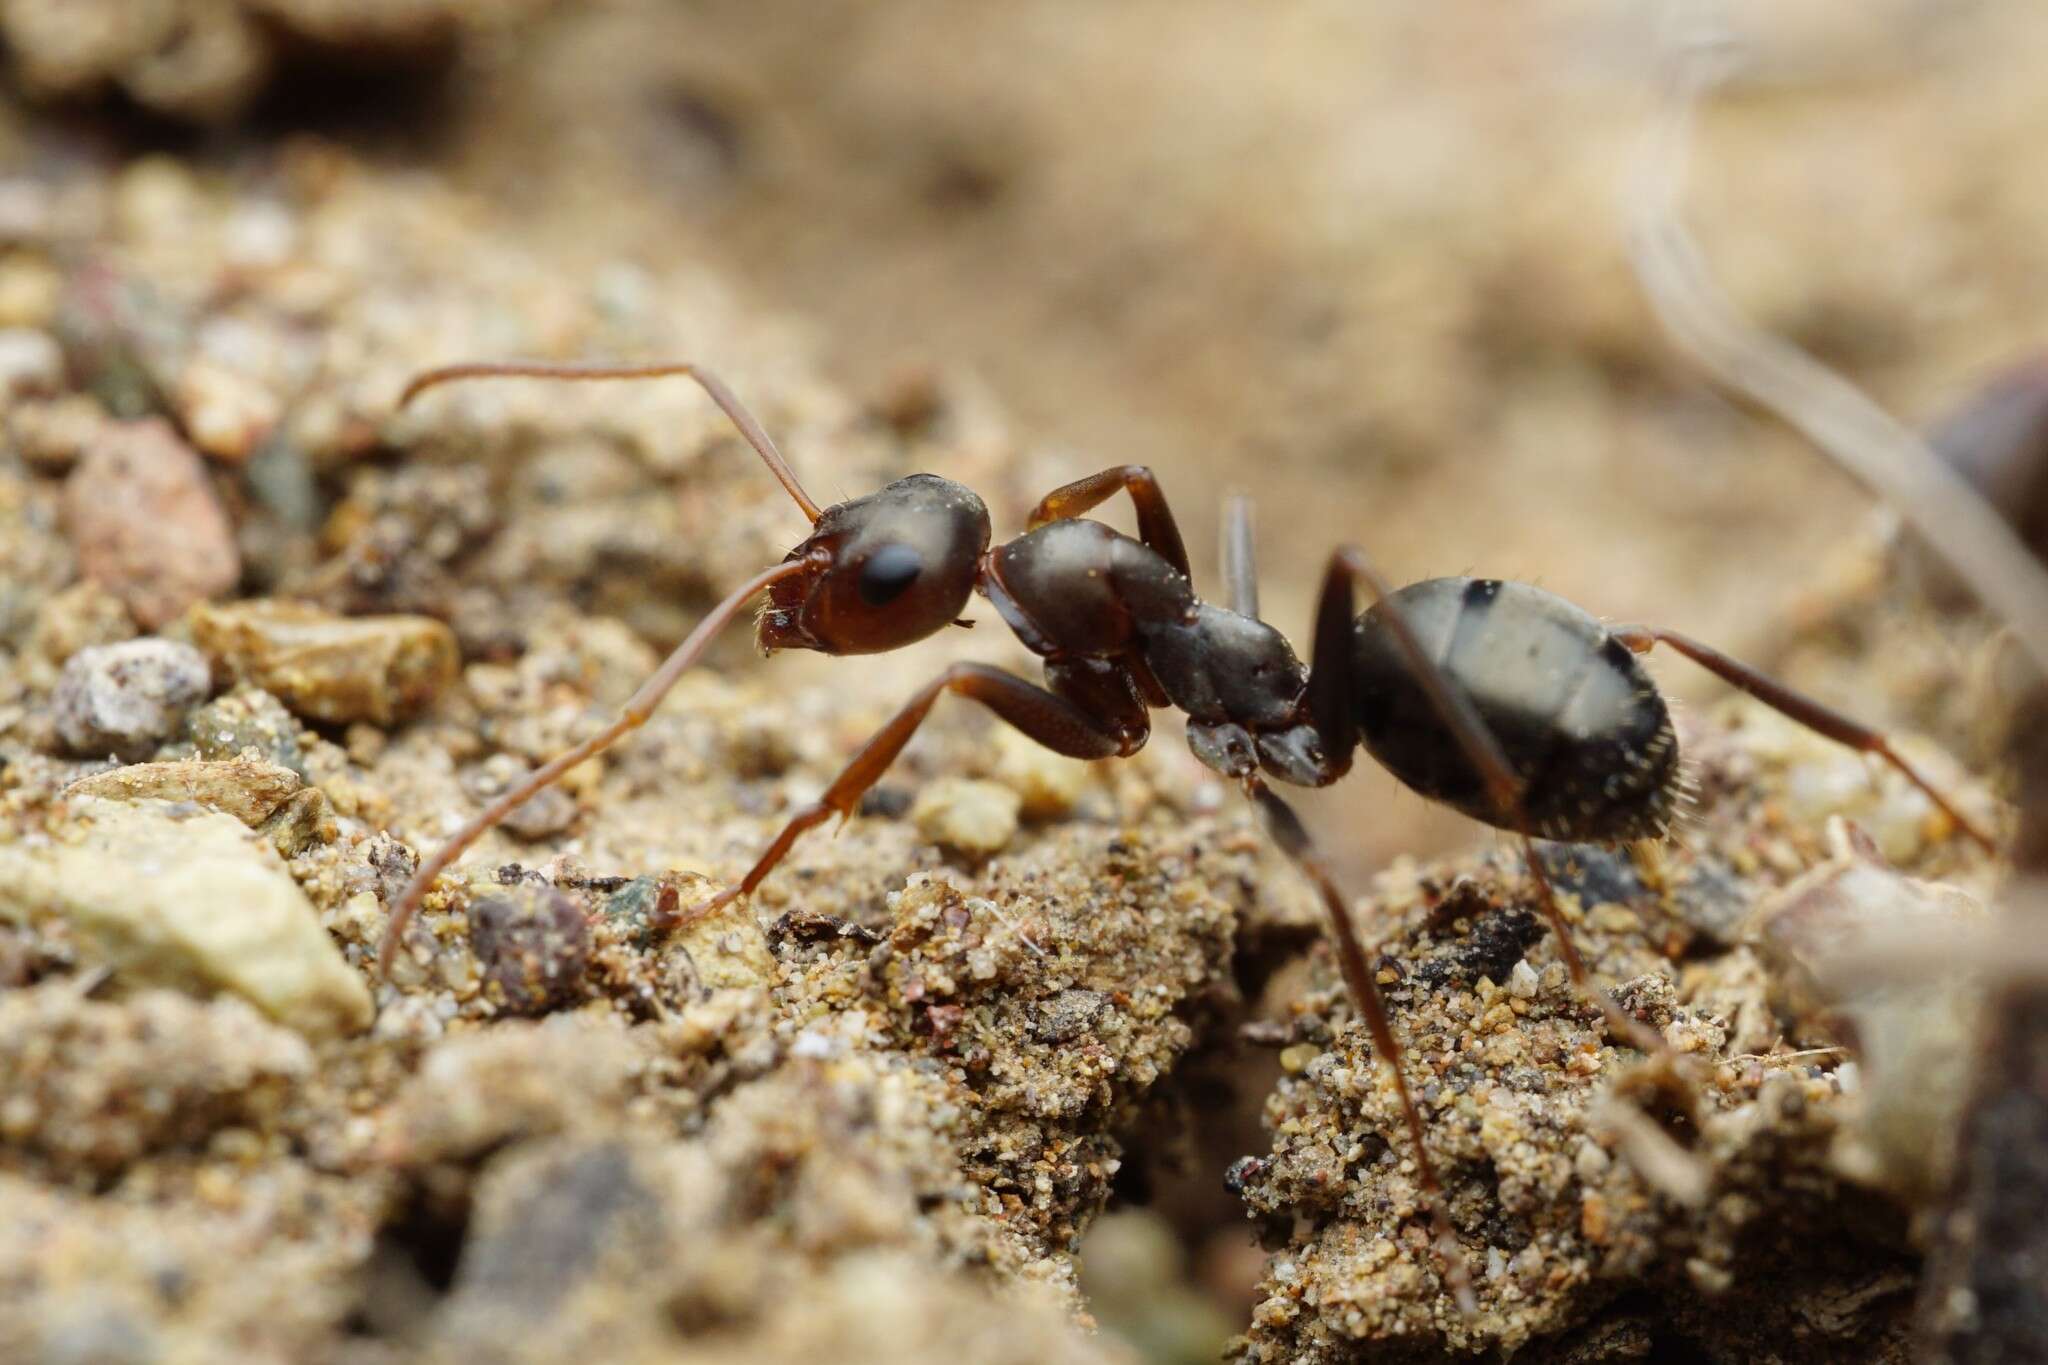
[0,4,2035,1362]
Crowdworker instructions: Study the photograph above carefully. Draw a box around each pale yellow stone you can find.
[191,599,457,725]
[990,726,1092,820]
[64,757,303,828]
[0,255,60,329]
[911,778,1021,855]
[0,798,371,1037]
[1279,1043,1320,1075]
[175,358,281,463]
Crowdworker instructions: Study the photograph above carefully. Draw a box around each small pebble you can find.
[666,893,776,990]
[190,599,458,725]
[27,580,136,671]
[601,876,677,951]
[0,178,54,243]
[259,788,338,858]
[1588,905,1640,934]
[1507,959,1540,1000]
[1279,1043,1321,1075]
[52,638,211,761]
[0,326,62,401]
[499,784,578,840]
[9,394,111,472]
[991,726,1091,819]
[1685,1257,1734,1295]
[0,254,60,328]
[911,777,1021,856]
[222,201,297,269]
[473,754,578,840]
[1752,821,1986,1196]
[469,885,590,1016]
[63,419,241,629]
[174,358,280,463]
[1034,988,1109,1044]
[114,158,205,241]
[172,686,306,774]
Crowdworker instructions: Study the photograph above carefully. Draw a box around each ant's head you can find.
[390,363,992,656]
[759,474,992,655]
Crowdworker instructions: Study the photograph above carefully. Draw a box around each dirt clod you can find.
[1224,701,2004,1363]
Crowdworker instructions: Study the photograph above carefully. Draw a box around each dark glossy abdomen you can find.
[1351,578,1679,842]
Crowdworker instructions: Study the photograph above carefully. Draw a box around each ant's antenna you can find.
[400,361,825,524]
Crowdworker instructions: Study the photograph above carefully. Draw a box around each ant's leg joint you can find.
[1610,625,1655,654]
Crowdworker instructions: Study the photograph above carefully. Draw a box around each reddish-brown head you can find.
[759,474,992,655]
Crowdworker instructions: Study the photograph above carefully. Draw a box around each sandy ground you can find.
[0,2,2038,1361]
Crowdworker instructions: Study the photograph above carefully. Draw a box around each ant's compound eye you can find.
[858,543,924,606]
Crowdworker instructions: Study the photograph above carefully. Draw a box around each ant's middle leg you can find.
[1610,625,1998,854]
[1245,776,1475,1311]
[1027,465,1192,580]
[679,662,1138,925]
[1305,547,1666,1054]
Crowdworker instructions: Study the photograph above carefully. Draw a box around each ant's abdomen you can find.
[1351,578,1680,843]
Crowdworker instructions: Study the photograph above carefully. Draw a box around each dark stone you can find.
[1223,1154,1269,1198]
[452,1143,660,1319]
[469,886,589,1015]
[1032,988,1108,1044]
[858,784,913,818]
[1416,907,1542,990]
[1534,844,1646,912]
[601,876,678,951]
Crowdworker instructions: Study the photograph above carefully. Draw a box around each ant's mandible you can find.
[376,359,1998,1306]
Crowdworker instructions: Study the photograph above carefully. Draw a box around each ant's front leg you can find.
[1028,465,1192,580]
[678,663,1135,925]
[378,555,819,978]
[1304,547,1666,1055]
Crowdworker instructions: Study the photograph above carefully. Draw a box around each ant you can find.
[376,359,1998,1306]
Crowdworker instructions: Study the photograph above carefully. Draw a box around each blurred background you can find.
[440,0,2048,873]
[5,2,2043,1359]
[10,0,2044,869]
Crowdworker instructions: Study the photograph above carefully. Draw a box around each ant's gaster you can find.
[377,360,1998,1310]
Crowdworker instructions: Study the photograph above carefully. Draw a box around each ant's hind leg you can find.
[1221,493,1259,619]
[1611,625,1998,853]
[1244,777,1474,1313]
[1027,466,1192,580]
[1305,547,1665,1055]
[679,663,1134,925]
